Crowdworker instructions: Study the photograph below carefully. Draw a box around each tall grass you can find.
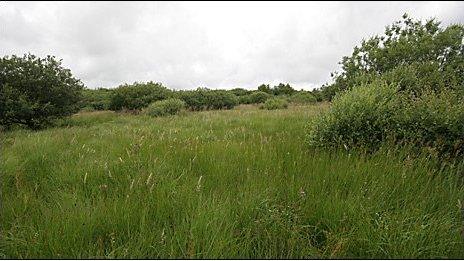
[1,104,463,258]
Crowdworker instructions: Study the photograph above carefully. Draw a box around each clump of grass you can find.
[1,104,463,258]
[259,98,288,110]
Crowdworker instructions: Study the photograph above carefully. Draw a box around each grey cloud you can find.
[1,1,463,90]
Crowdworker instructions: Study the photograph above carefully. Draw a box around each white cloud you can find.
[1,1,463,90]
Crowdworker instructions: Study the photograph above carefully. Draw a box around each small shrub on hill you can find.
[109,82,172,111]
[249,91,272,104]
[289,92,317,104]
[80,88,113,111]
[178,88,238,110]
[260,98,289,110]
[144,98,185,117]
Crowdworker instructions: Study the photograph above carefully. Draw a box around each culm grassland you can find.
[1,104,463,258]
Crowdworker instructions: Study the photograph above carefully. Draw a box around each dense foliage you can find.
[229,88,251,97]
[177,88,238,111]
[80,88,113,111]
[258,83,296,96]
[144,98,185,117]
[0,54,84,129]
[238,91,272,104]
[260,97,289,110]
[308,15,464,159]
[319,14,464,100]
[289,91,317,104]
[109,82,172,111]
[308,82,464,158]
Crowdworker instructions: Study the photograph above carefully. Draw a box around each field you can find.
[1,104,464,258]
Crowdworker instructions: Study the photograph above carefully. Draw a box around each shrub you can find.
[176,89,207,111]
[178,88,238,111]
[206,90,238,110]
[260,98,289,110]
[307,82,398,149]
[238,95,252,104]
[307,81,464,159]
[0,54,84,129]
[289,92,317,104]
[249,91,271,104]
[320,14,464,100]
[80,88,113,111]
[109,82,172,111]
[229,88,250,97]
[144,98,185,117]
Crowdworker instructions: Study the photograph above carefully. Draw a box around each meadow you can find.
[1,104,463,258]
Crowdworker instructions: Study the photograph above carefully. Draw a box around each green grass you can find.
[1,104,463,258]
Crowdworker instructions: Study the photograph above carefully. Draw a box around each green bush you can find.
[144,98,185,117]
[307,81,464,159]
[260,98,289,110]
[80,88,113,111]
[176,89,205,111]
[289,92,317,104]
[229,88,250,97]
[206,90,238,110]
[109,82,172,111]
[178,88,238,111]
[249,91,271,104]
[239,91,271,105]
[238,95,252,104]
[0,54,84,129]
[272,83,296,96]
[320,14,464,101]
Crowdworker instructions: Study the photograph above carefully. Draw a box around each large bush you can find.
[289,91,317,104]
[307,82,464,159]
[308,15,464,160]
[144,98,185,117]
[0,54,84,129]
[109,82,171,111]
[80,88,113,111]
[249,91,271,104]
[178,88,238,111]
[229,88,250,97]
[259,98,289,110]
[319,14,464,100]
[239,91,271,104]
[206,90,238,110]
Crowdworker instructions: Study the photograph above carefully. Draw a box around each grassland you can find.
[1,104,464,258]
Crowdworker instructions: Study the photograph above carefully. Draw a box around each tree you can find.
[272,83,295,96]
[0,54,84,129]
[257,84,272,94]
[321,14,464,100]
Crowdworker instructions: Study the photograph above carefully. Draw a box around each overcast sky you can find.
[1,1,463,90]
